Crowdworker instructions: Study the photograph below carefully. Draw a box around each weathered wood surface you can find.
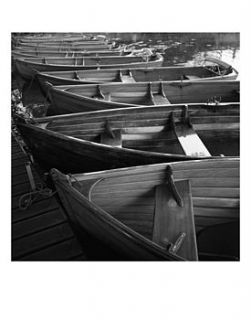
[13,49,131,59]
[174,122,211,157]
[16,103,239,174]
[153,180,198,261]
[48,80,240,115]
[15,54,163,79]
[52,157,239,261]
[11,135,86,261]
[36,63,238,91]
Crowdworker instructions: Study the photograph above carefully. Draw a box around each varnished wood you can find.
[36,59,238,91]
[101,128,122,148]
[51,157,239,261]
[153,180,198,261]
[16,103,239,174]
[174,122,211,157]
[48,80,239,115]
[15,54,164,79]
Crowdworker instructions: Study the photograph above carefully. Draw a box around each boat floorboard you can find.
[11,134,87,261]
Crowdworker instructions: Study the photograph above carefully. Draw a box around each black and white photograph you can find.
[1,1,250,319]
[11,32,240,261]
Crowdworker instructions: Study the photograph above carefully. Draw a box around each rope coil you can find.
[18,162,57,210]
[18,183,57,210]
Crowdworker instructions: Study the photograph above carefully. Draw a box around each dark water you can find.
[110,32,240,70]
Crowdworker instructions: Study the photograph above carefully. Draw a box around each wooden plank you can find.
[19,238,86,261]
[185,75,201,80]
[101,129,122,147]
[12,173,41,187]
[12,192,58,210]
[12,181,33,197]
[12,197,60,222]
[12,152,27,160]
[12,222,75,260]
[12,127,87,261]
[194,206,239,219]
[152,94,171,105]
[192,197,239,208]
[12,209,67,240]
[120,75,136,83]
[152,179,198,261]
[174,123,211,157]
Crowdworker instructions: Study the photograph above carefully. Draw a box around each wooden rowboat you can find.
[47,80,239,115]
[16,103,239,174]
[13,44,123,55]
[15,42,115,52]
[16,36,108,46]
[13,33,105,44]
[15,53,163,79]
[51,157,239,261]
[36,58,238,91]
[18,36,107,45]
[12,48,132,59]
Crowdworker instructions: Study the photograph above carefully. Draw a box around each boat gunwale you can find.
[51,167,184,261]
[15,53,163,70]
[49,79,240,110]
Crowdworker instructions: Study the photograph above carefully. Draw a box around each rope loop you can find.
[18,182,57,210]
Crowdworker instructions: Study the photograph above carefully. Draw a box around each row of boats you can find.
[12,33,240,261]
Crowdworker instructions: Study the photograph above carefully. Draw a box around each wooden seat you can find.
[74,71,80,80]
[185,75,201,80]
[100,122,122,147]
[147,82,171,105]
[152,179,198,261]
[120,74,136,83]
[174,122,211,157]
[94,85,111,101]
[151,94,171,105]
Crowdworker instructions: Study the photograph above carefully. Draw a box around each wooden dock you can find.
[11,134,87,261]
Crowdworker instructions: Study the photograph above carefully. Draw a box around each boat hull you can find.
[51,157,239,261]
[15,55,163,80]
[16,103,239,173]
[48,80,240,115]
[36,63,238,95]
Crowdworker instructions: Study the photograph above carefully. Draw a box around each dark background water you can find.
[12,32,240,109]
[108,32,240,69]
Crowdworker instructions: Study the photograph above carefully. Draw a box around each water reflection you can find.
[110,33,239,71]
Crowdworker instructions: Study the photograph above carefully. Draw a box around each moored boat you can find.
[12,48,133,59]
[13,33,106,44]
[15,103,239,173]
[36,57,238,91]
[15,53,163,79]
[17,36,107,45]
[15,41,115,52]
[51,157,239,260]
[47,80,239,115]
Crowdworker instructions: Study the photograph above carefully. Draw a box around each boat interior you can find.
[26,55,157,66]
[58,80,239,105]
[41,103,239,157]
[16,44,112,51]
[14,50,133,58]
[69,158,240,261]
[41,64,235,83]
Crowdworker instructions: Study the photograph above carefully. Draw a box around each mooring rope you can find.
[18,183,57,210]
[18,162,57,210]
